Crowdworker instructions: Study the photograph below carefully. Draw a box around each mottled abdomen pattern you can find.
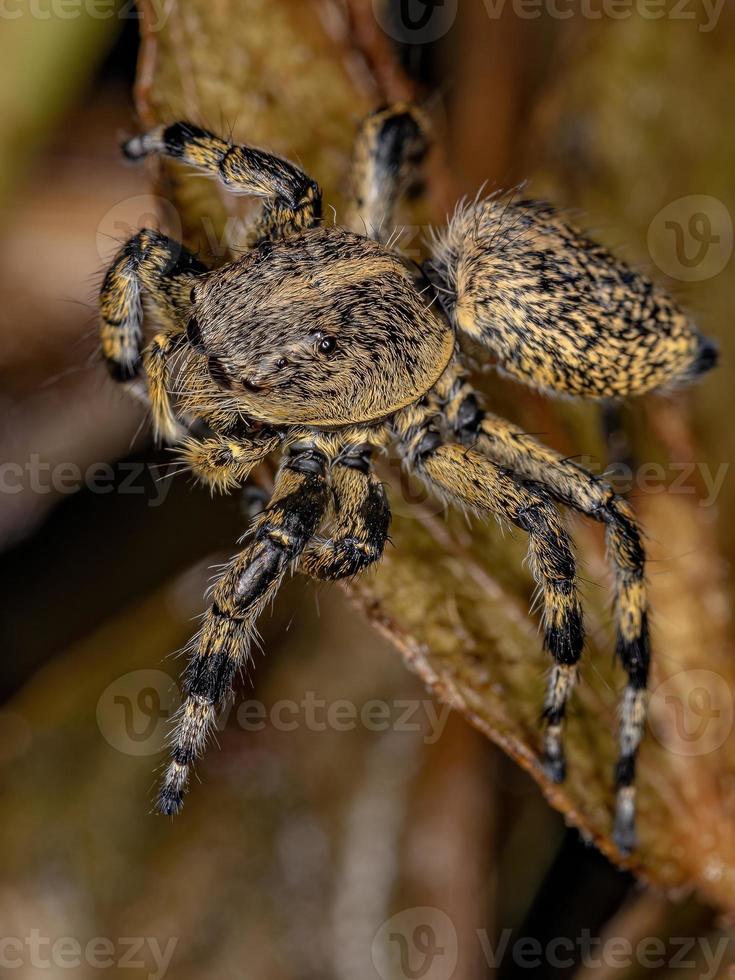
[429,197,715,398]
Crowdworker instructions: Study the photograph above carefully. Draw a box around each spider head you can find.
[185,227,454,426]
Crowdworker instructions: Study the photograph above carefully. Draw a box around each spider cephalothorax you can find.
[182,228,454,427]
[99,103,717,855]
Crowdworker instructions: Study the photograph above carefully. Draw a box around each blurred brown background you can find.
[0,1,734,977]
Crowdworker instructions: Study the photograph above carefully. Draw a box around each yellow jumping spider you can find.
[99,104,718,854]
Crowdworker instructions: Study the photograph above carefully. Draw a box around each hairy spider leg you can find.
[436,365,649,853]
[123,122,322,245]
[157,441,330,815]
[300,444,391,580]
[394,402,585,786]
[346,103,430,243]
[99,229,205,384]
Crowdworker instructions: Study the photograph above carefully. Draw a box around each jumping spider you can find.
[99,104,718,854]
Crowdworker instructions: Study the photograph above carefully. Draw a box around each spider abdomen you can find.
[429,197,717,399]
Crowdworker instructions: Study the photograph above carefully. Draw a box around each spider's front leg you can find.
[123,123,321,245]
[300,444,391,581]
[437,368,648,852]
[99,229,206,440]
[158,441,330,815]
[394,407,585,786]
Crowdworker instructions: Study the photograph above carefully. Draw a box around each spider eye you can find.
[276,357,288,369]
[318,336,336,355]
[190,285,197,304]
[242,377,262,393]
[208,356,232,389]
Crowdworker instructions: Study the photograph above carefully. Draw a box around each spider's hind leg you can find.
[438,368,648,852]
[394,407,585,787]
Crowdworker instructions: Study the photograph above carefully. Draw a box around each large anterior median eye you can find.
[207,355,232,389]
[318,336,336,355]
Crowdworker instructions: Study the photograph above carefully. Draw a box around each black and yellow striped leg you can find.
[99,229,206,441]
[123,123,322,244]
[441,373,648,852]
[99,229,205,382]
[157,443,330,815]
[300,446,391,581]
[346,104,430,242]
[395,412,585,783]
